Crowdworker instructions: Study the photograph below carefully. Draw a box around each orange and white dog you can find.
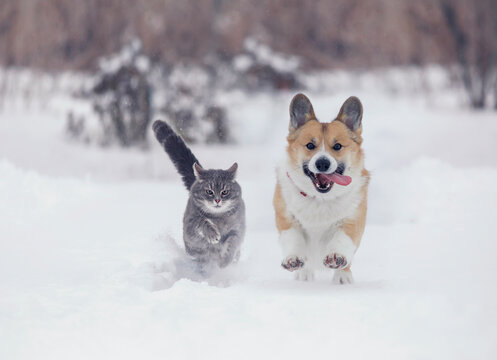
[273,94,369,284]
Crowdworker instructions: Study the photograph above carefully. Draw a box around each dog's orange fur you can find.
[342,168,369,248]
[273,184,293,231]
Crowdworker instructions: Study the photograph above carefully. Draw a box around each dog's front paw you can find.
[323,253,348,269]
[281,256,305,272]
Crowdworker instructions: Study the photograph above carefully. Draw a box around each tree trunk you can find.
[439,0,488,109]
[494,80,497,110]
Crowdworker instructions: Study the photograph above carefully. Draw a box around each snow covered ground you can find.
[1,68,497,359]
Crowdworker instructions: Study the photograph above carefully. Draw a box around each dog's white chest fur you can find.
[276,164,365,269]
[277,165,364,233]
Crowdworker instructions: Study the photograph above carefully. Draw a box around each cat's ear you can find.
[193,162,205,179]
[289,93,316,131]
[226,163,238,178]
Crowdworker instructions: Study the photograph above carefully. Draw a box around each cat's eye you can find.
[221,189,229,197]
[306,142,316,150]
[333,143,342,151]
[206,189,214,196]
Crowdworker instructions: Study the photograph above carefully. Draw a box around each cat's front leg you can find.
[218,232,242,268]
[201,219,221,244]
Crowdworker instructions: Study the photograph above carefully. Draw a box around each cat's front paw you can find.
[204,225,221,244]
[281,256,305,272]
[323,253,348,270]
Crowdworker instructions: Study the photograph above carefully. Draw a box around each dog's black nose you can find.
[315,157,330,172]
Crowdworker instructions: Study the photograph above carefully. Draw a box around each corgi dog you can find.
[273,94,369,284]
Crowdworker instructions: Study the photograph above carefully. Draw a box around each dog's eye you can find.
[333,143,342,151]
[206,189,214,196]
[221,189,229,197]
[306,143,316,150]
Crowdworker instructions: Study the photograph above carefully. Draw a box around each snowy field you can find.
[1,68,497,359]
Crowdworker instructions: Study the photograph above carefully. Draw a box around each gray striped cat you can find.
[152,120,245,272]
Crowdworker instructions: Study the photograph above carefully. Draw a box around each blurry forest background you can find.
[2,0,496,71]
[0,0,496,147]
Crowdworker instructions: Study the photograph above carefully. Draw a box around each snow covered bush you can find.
[232,38,302,91]
[92,41,152,147]
[66,41,153,147]
[158,63,230,144]
[156,38,303,144]
[65,38,306,147]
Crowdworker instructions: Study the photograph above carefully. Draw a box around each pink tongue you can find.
[317,173,352,186]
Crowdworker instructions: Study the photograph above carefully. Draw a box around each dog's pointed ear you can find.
[226,162,238,178]
[289,93,316,131]
[193,162,204,179]
[336,96,363,133]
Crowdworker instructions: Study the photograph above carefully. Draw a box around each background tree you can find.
[438,0,497,108]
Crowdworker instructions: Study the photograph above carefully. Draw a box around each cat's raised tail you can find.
[152,120,201,190]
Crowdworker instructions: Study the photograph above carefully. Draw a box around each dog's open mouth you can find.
[303,163,352,193]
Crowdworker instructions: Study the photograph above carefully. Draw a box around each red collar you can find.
[286,172,308,197]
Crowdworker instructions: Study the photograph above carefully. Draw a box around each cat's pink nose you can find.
[215,199,220,204]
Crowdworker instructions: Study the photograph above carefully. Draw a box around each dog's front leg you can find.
[279,226,308,272]
[274,184,312,279]
[323,230,356,284]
